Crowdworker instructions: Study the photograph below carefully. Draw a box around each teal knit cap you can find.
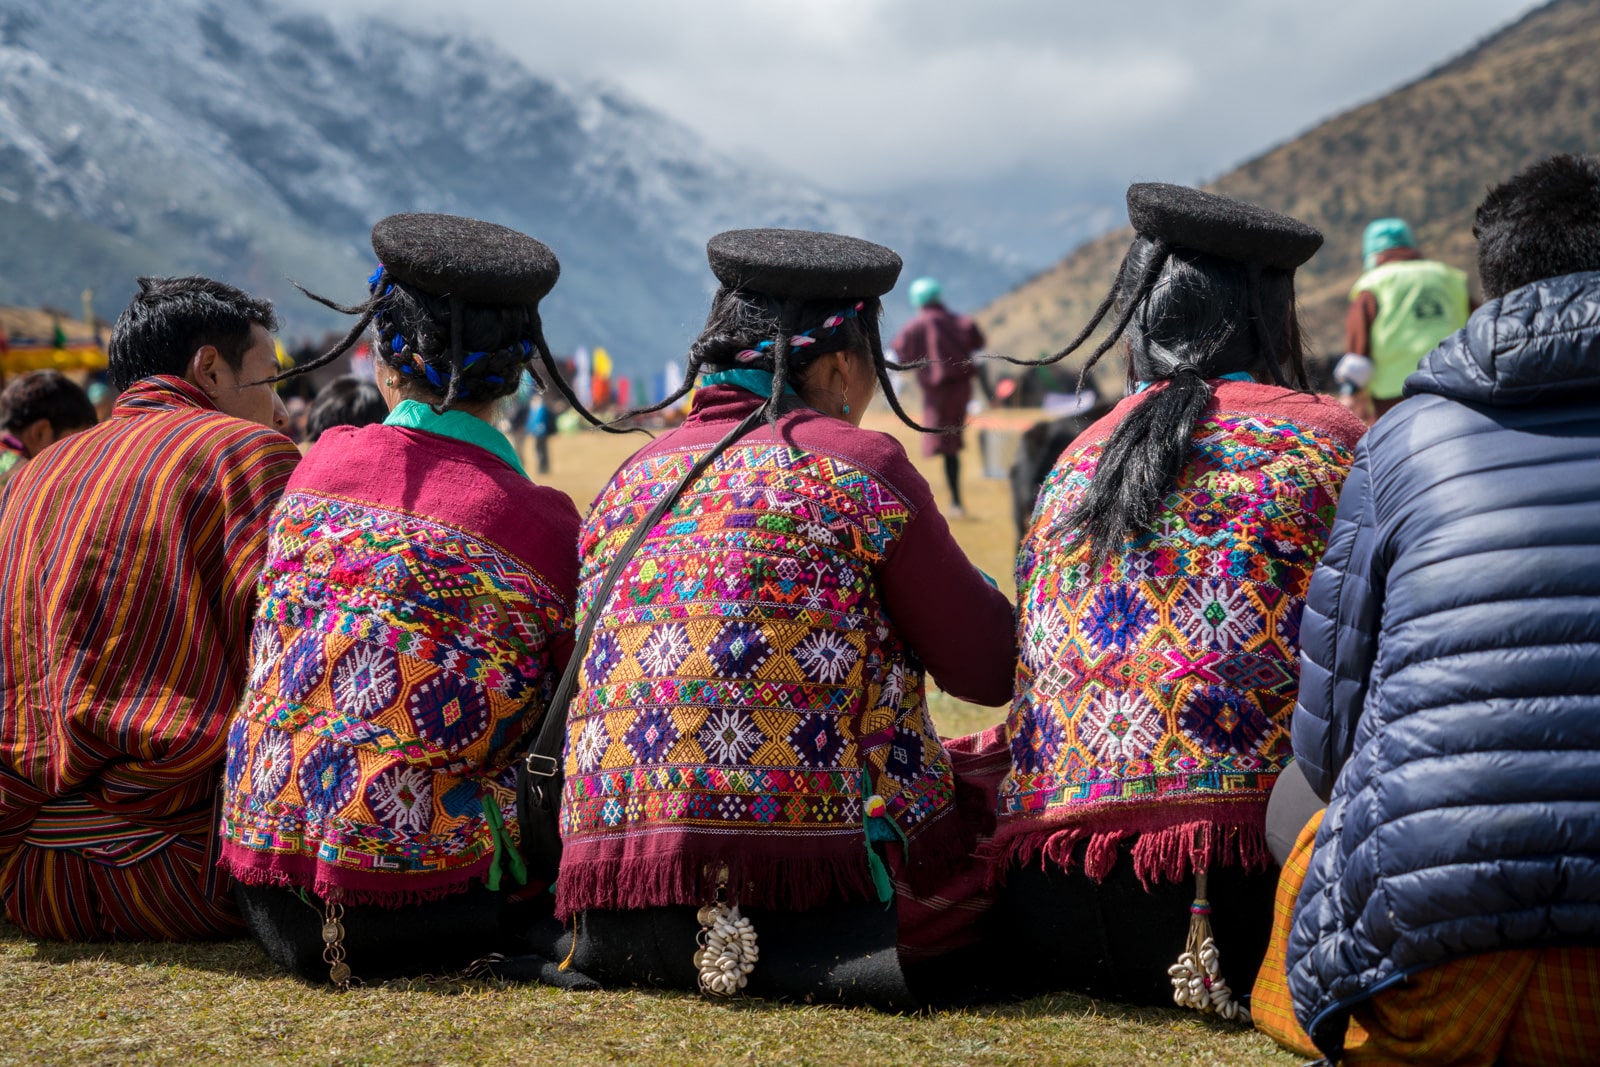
[908,276,942,309]
[1362,218,1416,270]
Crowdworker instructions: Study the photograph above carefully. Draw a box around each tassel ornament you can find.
[693,876,758,997]
[1167,871,1250,1023]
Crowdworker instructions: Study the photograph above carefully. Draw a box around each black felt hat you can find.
[371,213,559,306]
[707,228,902,302]
[1126,184,1323,271]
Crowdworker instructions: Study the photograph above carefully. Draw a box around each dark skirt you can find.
[548,899,920,1010]
[233,882,566,984]
[977,842,1277,1007]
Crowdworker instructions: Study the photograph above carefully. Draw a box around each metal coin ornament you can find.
[321,901,353,991]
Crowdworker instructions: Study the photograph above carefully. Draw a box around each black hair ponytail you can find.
[266,272,625,431]
[1063,368,1212,569]
[1023,236,1310,567]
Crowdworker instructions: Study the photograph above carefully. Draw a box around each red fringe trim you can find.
[982,799,1273,890]
[554,837,878,920]
[219,849,494,908]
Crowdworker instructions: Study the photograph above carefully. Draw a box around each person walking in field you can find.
[892,276,986,517]
[1339,217,1471,422]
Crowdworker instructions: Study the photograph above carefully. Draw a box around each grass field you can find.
[0,920,1299,1066]
[0,411,1302,1066]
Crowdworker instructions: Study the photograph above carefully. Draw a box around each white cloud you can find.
[316,0,1539,194]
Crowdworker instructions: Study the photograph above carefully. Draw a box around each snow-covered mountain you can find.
[0,0,1023,368]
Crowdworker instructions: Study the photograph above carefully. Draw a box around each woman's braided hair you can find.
[618,286,939,433]
[1002,235,1310,569]
[272,267,615,428]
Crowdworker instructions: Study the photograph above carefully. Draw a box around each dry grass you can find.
[0,921,1298,1067]
[0,415,1302,1066]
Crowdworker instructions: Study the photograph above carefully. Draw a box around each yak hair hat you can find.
[707,228,902,302]
[1126,183,1323,272]
[998,182,1321,389]
[371,212,559,306]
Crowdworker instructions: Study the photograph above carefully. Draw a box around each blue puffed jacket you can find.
[1286,270,1600,1058]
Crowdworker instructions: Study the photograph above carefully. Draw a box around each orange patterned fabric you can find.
[1348,947,1600,1067]
[1254,806,1600,1065]
[1252,808,1368,1058]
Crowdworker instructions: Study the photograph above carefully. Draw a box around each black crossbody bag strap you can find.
[518,404,769,883]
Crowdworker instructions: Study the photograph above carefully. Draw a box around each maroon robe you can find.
[892,305,984,458]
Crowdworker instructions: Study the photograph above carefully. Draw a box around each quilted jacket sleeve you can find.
[1293,442,1384,801]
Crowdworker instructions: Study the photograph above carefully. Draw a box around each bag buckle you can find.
[524,752,561,778]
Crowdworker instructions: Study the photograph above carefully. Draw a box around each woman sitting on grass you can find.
[218,213,600,986]
[544,228,1016,1006]
[983,184,1366,1014]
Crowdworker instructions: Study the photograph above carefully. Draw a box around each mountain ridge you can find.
[978,0,1600,372]
[0,0,1023,370]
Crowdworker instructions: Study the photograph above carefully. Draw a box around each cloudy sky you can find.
[326,0,1539,263]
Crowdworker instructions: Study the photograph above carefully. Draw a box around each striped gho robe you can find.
[0,375,299,941]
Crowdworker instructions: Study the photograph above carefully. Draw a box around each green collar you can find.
[384,399,527,478]
[700,368,799,398]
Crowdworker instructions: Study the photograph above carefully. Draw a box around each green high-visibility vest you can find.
[1352,259,1470,399]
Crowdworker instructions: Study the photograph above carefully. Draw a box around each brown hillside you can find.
[979,0,1600,373]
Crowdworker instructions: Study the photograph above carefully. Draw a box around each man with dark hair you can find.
[0,370,97,499]
[0,276,300,942]
[1254,153,1600,1063]
[305,374,387,443]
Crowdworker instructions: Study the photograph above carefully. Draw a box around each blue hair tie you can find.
[464,351,486,367]
[367,265,384,288]
[423,364,443,388]
[390,335,404,353]
[485,375,504,384]
[522,340,533,355]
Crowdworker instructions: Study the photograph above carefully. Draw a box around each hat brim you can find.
[707,228,902,302]
[1126,184,1323,271]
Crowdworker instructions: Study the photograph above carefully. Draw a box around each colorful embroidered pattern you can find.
[219,492,570,903]
[559,439,954,907]
[996,412,1354,841]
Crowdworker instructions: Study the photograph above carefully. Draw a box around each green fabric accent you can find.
[481,793,527,893]
[1352,260,1471,398]
[1362,218,1416,270]
[859,769,905,908]
[700,368,798,398]
[1134,370,1254,393]
[866,842,894,906]
[384,399,527,478]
